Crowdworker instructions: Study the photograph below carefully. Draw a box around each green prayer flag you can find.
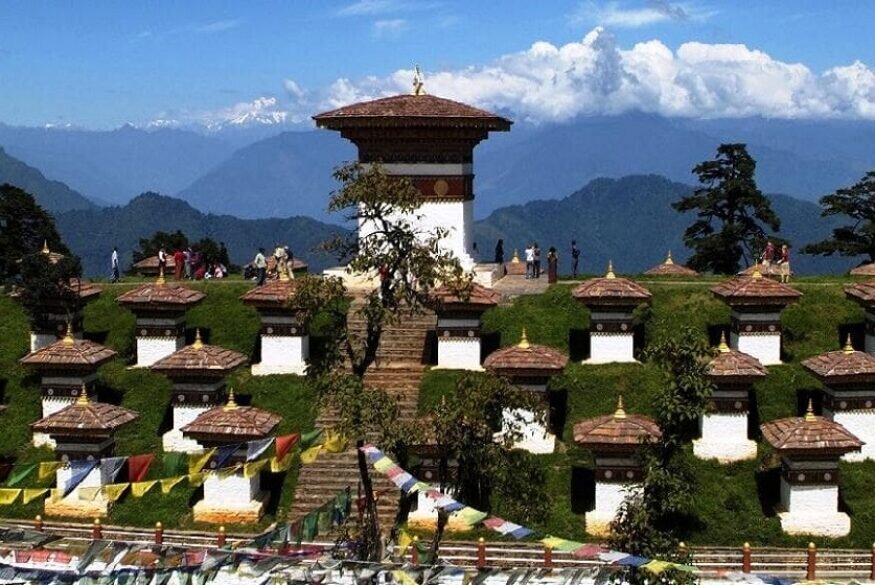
[300,429,323,449]
[162,452,186,476]
[5,463,36,487]
[415,540,432,564]
[317,503,332,533]
[302,511,319,541]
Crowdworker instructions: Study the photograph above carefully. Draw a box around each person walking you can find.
[173,248,184,280]
[533,242,541,279]
[779,244,791,283]
[110,247,119,283]
[254,247,267,286]
[547,246,559,284]
[571,240,580,278]
[494,239,504,265]
[524,243,534,279]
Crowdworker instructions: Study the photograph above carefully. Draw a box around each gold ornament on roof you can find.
[224,388,238,411]
[751,261,762,279]
[614,394,627,419]
[193,329,204,350]
[41,240,50,255]
[412,64,425,96]
[605,260,616,279]
[511,249,520,264]
[665,250,674,265]
[76,384,90,406]
[717,330,730,353]
[62,322,76,346]
[804,398,816,422]
[517,328,531,349]
[156,265,166,285]
[843,333,855,354]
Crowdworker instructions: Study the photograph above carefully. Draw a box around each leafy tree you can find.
[132,230,188,264]
[610,328,713,560]
[674,144,781,274]
[0,184,70,284]
[802,171,875,263]
[16,252,83,328]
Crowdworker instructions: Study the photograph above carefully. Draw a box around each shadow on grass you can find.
[263,470,288,516]
[755,466,781,517]
[748,389,761,440]
[83,329,110,345]
[570,466,595,514]
[96,383,124,406]
[549,388,568,439]
[569,328,589,362]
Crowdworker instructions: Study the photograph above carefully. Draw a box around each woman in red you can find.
[173,248,184,280]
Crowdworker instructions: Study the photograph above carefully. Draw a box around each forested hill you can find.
[474,175,855,275]
[0,147,96,213]
[54,193,348,277]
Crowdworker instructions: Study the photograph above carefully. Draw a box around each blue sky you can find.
[1,1,874,128]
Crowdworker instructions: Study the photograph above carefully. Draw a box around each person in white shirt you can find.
[157,247,167,275]
[525,245,535,280]
[111,247,119,283]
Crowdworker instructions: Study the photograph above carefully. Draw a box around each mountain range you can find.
[0,146,95,213]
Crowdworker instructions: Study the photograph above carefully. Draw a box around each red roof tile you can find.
[431,283,502,310]
[850,264,875,276]
[644,259,698,277]
[31,398,138,437]
[149,338,247,375]
[572,276,651,304]
[116,282,205,309]
[761,414,863,455]
[20,336,116,370]
[845,279,875,305]
[801,348,875,381]
[181,399,281,442]
[68,279,102,300]
[483,331,568,374]
[710,275,801,305]
[573,403,661,451]
[314,94,511,130]
[708,346,767,379]
[239,279,299,309]
[132,256,177,271]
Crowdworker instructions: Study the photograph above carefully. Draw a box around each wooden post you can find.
[870,542,875,582]
[806,542,816,582]
[217,526,226,548]
[33,515,43,532]
[92,518,102,539]
[742,542,751,573]
[477,537,486,569]
[412,536,420,565]
[544,544,553,570]
[155,521,164,545]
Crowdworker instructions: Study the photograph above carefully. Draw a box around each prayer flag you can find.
[160,476,185,494]
[244,460,268,478]
[188,473,205,487]
[188,448,216,474]
[246,438,274,461]
[641,560,672,574]
[392,571,418,585]
[64,460,98,497]
[211,444,241,470]
[455,506,487,525]
[22,488,49,504]
[508,526,534,539]
[397,530,413,556]
[162,452,186,476]
[0,489,21,504]
[323,432,348,453]
[270,454,294,472]
[482,517,506,530]
[102,483,129,502]
[127,454,155,483]
[572,544,603,559]
[274,434,299,461]
[301,511,318,541]
[617,555,650,567]
[78,487,101,501]
[599,551,631,563]
[5,463,37,487]
[130,481,157,497]
[217,465,241,479]
[373,456,394,472]
[38,462,62,481]
[300,445,322,464]
[300,429,323,449]
[101,457,127,484]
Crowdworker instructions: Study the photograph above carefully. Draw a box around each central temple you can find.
[313,84,511,277]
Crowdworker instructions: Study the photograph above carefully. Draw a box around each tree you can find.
[15,252,83,328]
[802,171,875,263]
[609,328,713,560]
[0,184,70,284]
[131,230,188,264]
[674,144,781,274]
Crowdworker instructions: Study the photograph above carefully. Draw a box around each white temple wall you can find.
[731,332,781,366]
[136,336,185,368]
[254,335,308,376]
[694,413,757,462]
[55,466,103,497]
[778,479,850,537]
[589,334,635,364]
[203,473,261,508]
[824,409,875,461]
[437,338,482,370]
[500,408,554,454]
[586,482,639,537]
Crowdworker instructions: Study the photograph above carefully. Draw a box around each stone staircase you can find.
[289,308,434,524]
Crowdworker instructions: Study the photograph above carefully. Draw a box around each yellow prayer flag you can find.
[38,462,62,481]
[131,481,158,497]
[0,489,21,505]
[188,448,216,475]
[78,487,101,501]
[244,460,268,478]
[188,473,205,488]
[270,454,294,472]
[323,432,348,453]
[102,483,129,502]
[300,445,322,464]
[541,537,564,550]
[22,488,49,505]
[160,476,185,494]
[48,489,61,502]
[217,465,241,480]
[397,529,412,556]
[392,570,418,585]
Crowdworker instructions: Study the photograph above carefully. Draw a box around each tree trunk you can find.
[356,438,381,561]
[429,508,449,563]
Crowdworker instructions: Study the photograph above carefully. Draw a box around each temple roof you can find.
[572,262,651,304]
[643,252,698,277]
[845,279,875,305]
[761,404,863,456]
[431,283,502,310]
[31,394,138,437]
[573,397,662,450]
[239,278,299,309]
[313,94,511,131]
[483,330,568,374]
[710,272,801,305]
[801,337,875,381]
[116,279,205,309]
[850,263,875,276]
[20,327,116,370]
[707,334,767,379]
[68,279,102,300]
[149,331,247,375]
[132,255,177,271]
[181,391,281,441]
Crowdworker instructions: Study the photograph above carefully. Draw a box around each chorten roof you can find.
[149,331,247,376]
[850,263,875,276]
[31,392,138,437]
[572,262,652,304]
[573,396,662,451]
[314,94,511,131]
[239,278,299,309]
[845,279,875,306]
[761,402,863,456]
[483,329,568,375]
[707,333,767,379]
[710,269,801,306]
[181,391,281,442]
[132,255,177,272]
[801,336,875,382]
[20,325,116,370]
[116,272,204,310]
[431,283,502,311]
[68,279,102,301]
[643,251,698,277]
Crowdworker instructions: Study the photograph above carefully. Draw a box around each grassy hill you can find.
[3,276,875,546]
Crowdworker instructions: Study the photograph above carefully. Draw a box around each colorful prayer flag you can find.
[100,457,127,484]
[22,488,49,504]
[5,463,37,487]
[63,460,98,497]
[397,530,413,556]
[188,448,217,474]
[246,438,274,462]
[270,454,294,472]
[0,489,21,504]
[38,462,62,481]
[130,481,157,497]
[78,487,101,501]
[373,456,394,472]
[188,473,205,487]
[160,476,185,494]
[274,434,299,460]
[244,460,268,478]
[102,483,129,502]
[300,429,323,449]
[323,432,348,453]
[300,445,322,464]
[127,454,155,483]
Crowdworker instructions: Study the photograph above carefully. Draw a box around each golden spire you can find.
[717,330,730,353]
[193,329,204,350]
[412,64,425,96]
[804,398,816,422]
[62,322,76,346]
[843,333,854,354]
[605,260,616,279]
[156,265,166,285]
[614,395,627,419]
[279,262,291,282]
[76,384,90,406]
[751,260,762,279]
[41,240,50,255]
[517,328,531,349]
[511,249,520,264]
[665,250,674,265]
[224,388,238,411]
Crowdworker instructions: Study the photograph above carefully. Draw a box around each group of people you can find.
[163,246,227,281]
[761,240,792,283]
[493,239,581,284]
[251,245,296,286]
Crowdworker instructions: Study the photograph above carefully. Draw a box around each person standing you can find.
[779,244,791,283]
[571,240,580,278]
[157,247,167,275]
[254,248,267,286]
[110,247,119,283]
[763,240,775,274]
[173,248,184,280]
[533,242,541,279]
[494,239,504,265]
[547,246,559,284]
[525,243,534,279]
[184,247,193,280]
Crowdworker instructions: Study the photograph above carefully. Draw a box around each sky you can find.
[1,0,874,128]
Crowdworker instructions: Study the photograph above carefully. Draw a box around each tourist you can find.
[157,247,167,274]
[763,240,775,274]
[184,247,193,280]
[194,263,206,280]
[779,244,791,283]
[110,247,119,283]
[173,248,184,280]
[214,263,226,279]
[525,244,534,279]
[547,246,559,284]
[494,239,504,265]
[533,242,541,279]
[571,240,580,277]
[284,246,295,279]
[254,248,267,286]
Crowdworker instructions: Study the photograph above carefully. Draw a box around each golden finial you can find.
[156,264,166,285]
[93,518,100,526]
[412,64,425,96]
[665,250,674,265]
[224,388,238,411]
[717,330,730,353]
[62,322,75,346]
[605,260,616,279]
[279,261,290,282]
[193,329,204,350]
[517,328,531,349]
[843,333,854,354]
[511,249,520,264]
[751,260,762,279]
[804,398,816,422]
[614,395,627,419]
[219,526,225,534]
[41,240,50,255]
[76,384,90,406]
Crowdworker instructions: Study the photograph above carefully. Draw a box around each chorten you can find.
[572,262,651,363]
[431,283,501,370]
[483,329,568,453]
[711,266,801,365]
[845,279,875,352]
[573,397,661,537]
[19,324,117,448]
[643,251,698,277]
[761,401,862,537]
[313,70,512,285]
[150,330,248,452]
[115,269,205,367]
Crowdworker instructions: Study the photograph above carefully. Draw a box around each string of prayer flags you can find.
[300,429,323,449]
[455,506,488,526]
[160,476,185,494]
[211,444,241,470]
[130,480,157,497]
[127,454,155,483]
[244,460,268,478]
[38,462,61,481]
[373,456,395,473]
[188,449,216,475]
[246,437,274,462]
[102,483,129,502]
[0,489,21,505]
[482,517,533,539]
[5,463,36,487]
[162,452,186,477]
[300,445,322,464]
[101,457,127,484]
[63,460,98,497]
[22,488,49,505]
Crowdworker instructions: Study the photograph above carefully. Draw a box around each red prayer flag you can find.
[275,434,300,461]
[482,517,506,530]
[127,454,155,483]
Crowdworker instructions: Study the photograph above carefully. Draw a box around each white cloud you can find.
[372,18,407,38]
[194,19,242,34]
[571,1,712,28]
